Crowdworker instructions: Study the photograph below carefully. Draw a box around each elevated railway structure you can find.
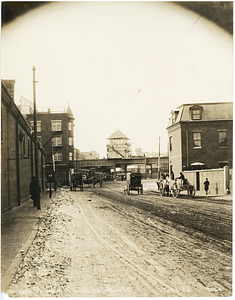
[74,156,168,179]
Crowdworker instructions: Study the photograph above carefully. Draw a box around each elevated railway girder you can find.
[73,157,169,179]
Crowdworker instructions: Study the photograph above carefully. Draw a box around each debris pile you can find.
[8,191,74,297]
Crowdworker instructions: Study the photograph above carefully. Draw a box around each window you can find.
[169,136,172,151]
[190,105,203,120]
[69,152,73,161]
[219,161,228,168]
[192,109,201,120]
[30,121,41,132]
[51,120,62,131]
[171,111,179,123]
[52,136,62,146]
[54,152,62,161]
[28,138,30,157]
[69,137,73,146]
[68,121,72,131]
[193,132,201,148]
[21,137,26,156]
[219,131,227,147]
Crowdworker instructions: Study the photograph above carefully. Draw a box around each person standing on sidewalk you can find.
[30,177,41,206]
[203,178,210,195]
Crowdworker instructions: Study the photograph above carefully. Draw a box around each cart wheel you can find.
[187,186,196,198]
[171,183,179,198]
[159,183,164,196]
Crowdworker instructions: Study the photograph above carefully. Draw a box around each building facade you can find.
[26,106,75,187]
[80,150,99,160]
[167,102,233,177]
[107,130,132,158]
[1,80,46,212]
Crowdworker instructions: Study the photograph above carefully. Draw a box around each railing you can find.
[37,106,66,113]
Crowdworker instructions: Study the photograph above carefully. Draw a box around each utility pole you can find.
[33,66,41,210]
[158,137,160,179]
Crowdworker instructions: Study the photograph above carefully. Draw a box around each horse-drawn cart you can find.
[124,172,143,195]
[156,178,196,198]
[171,179,196,198]
[70,172,84,191]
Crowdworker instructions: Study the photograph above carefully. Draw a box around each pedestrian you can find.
[54,181,57,191]
[30,177,41,207]
[170,171,174,180]
[30,177,37,206]
[203,178,210,195]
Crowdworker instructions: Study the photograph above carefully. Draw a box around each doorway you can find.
[196,172,200,191]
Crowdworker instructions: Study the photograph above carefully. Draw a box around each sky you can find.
[1,1,233,158]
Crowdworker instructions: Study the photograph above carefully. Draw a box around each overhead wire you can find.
[136,15,202,95]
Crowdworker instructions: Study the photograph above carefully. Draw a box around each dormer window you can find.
[189,105,203,120]
[171,110,179,124]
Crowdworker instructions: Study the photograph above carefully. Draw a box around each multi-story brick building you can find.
[167,102,233,177]
[1,80,46,212]
[26,106,75,186]
[106,130,132,158]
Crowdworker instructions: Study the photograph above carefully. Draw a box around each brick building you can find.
[26,106,75,187]
[167,102,233,177]
[1,80,46,212]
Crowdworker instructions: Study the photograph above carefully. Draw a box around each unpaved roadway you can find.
[7,182,232,297]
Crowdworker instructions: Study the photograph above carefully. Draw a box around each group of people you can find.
[177,172,210,195]
[161,171,210,195]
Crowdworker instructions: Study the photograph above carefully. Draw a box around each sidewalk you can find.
[1,190,55,293]
[142,179,233,201]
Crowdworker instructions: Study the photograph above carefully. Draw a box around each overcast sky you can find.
[1,1,233,158]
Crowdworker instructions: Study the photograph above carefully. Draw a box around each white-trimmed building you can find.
[106,130,132,158]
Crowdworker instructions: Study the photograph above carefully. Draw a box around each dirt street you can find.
[7,182,232,297]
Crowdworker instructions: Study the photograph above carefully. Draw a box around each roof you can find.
[167,102,233,128]
[107,130,130,140]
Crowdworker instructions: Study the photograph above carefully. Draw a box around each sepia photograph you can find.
[1,1,233,297]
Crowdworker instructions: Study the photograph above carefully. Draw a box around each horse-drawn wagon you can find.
[124,172,143,195]
[172,179,196,198]
[70,172,84,191]
[156,178,196,198]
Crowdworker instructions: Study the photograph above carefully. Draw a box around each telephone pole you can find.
[33,66,41,210]
[158,137,160,179]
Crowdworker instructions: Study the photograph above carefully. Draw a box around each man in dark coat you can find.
[30,177,41,207]
[203,178,210,195]
[176,172,187,185]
